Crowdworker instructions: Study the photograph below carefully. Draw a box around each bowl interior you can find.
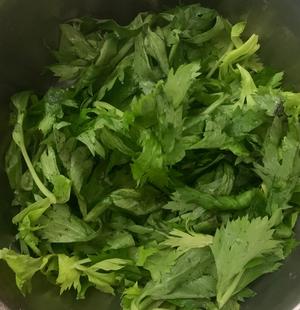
[1,1,300,309]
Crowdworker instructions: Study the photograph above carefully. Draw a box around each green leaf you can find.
[211,216,282,308]
[254,118,300,214]
[133,33,155,86]
[195,162,235,196]
[52,175,72,204]
[144,249,180,283]
[60,24,97,60]
[77,129,106,157]
[69,146,93,215]
[139,249,216,306]
[282,91,300,118]
[135,246,159,267]
[38,204,96,243]
[237,64,257,107]
[40,146,72,203]
[12,198,52,254]
[173,186,259,211]
[145,27,169,75]
[231,22,246,48]
[131,130,168,187]
[164,63,200,108]
[13,198,52,224]
[49,64,81,81]
[161,229,213,252]
[5,141,22,190]
[104,231,135,250]
[56,254,128,297]
[38,88,66,135]
[99,128,134,156]
[83,269,116,295]
[110,186,163,216]
[187,16,225,45]
[0,249,49,295]
[190,112,250,158]
[95,33,118,66]
[219,34,260,79]
[40,146,60,182]
[56,254,83,295]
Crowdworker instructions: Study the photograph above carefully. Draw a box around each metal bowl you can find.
[1,1,300,309]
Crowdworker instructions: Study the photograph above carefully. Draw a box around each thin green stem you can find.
[20,139,56,204]
[203,94,229,115]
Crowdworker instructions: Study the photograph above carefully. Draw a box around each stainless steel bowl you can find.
[1,1,300,309]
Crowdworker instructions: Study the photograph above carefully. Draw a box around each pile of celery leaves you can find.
[2,4,300,310]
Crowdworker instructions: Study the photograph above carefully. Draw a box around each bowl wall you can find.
[1,1,300,309]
